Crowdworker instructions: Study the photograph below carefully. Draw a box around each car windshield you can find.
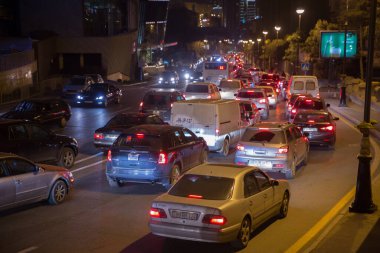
[169,174,234,200]
[185,85,209,93]
[219,81,240,89]
[242,129,286,144]
[116,134,161,149]
[294,113,329,123]
[143,94,170,106]
[161,72,175,78]
[237,91,263,99]
[105,115,146,127]
[70,77,86,85]
[14,101,43,112]
[297,100,324,110]
[85,84,106,92]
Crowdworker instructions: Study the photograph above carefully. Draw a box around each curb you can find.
[349,94,380,112]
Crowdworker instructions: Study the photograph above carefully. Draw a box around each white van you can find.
[171,99,250,156]
[287,75,320,98]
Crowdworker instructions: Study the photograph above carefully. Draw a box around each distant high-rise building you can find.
[240,0,259,24]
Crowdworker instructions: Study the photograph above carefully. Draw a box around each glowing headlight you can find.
[171,77,175,81]
[200,76,204,80]
[184,73,190,79]
[77,95,83,99]
[96,96,104,100]
[159,77,163,81]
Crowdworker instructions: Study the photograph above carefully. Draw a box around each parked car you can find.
[62,75,94,99]
[75,83,122,107]
[285,93,313,118]
[106,125,208,188]
[94,112,167,150]
[183,82,221,100]
[292,110,339,148]
[219,78,245,99]
[149,163,290,249]
[0,153,74,211]
[1,98,71,128]
[158,70,179,86]
[289,96,330,119]
[0,119,78,168]
[235,88,270,120]
[234,122,309,179]
[255,85,278,109]
[139,90,185,122]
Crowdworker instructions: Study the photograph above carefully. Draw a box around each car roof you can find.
[185,163,259,179]
[295,110,329,115]
[186,82,212,86]
[174,99,237,105]
[144,90,181,95]
[255,85,274,90]
[248,122,294,130]
[120,124,183,135]
[239,87,265,92]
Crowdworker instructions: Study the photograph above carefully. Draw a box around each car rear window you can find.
[237,91,263,99]
[116,134,162,149]
[106,115,147,127]
[168,174,234,200]
[306,81,316,90]
[242,129,286,144]
[219,81,240,89]
[143,94,170,106]
[297,100,324,110]
[185,85,209,93]
[293,81,304,90]
[294,113,329,123]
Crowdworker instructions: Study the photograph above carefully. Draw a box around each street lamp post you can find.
[296,8,304,75]
[262,31,268,69]
[275,26,281,39]
[257,38,262,67]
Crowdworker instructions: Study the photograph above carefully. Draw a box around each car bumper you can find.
[235,156,291,172]
[106,165,168,184]
[306,134,336,146]
[149,220,240,243]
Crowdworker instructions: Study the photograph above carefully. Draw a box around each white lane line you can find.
[76,152,103,163]
[18,246,38,253]
[71,160,106,173]
[121,81,147,87]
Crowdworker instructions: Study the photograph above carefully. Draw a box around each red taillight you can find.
[188,194,203,199]
[305,99,313,103]
[139,101,143,107]
[202,214,227,225]
[107,150,112,162]
[259,98,266,104]
[149,208,167,218]
[207,95,211,99]
[158,152,168,164]
[237,144,245,151]
[276,88,280,93]
[278,145,289,154]
[94,133,104,140]
[321,125,334,131]
[259,127,269,130]
[307,120,315,123]
[171,103,173,108]
[136,133,144,139]
[291,109,297,114]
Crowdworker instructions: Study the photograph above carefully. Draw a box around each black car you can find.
[139,90,185,122]
[0,119,78,168]
[158,70,179,85]
[75,83,122,107]
[94,112,167,150]
[289,97,330,119]
[1,98,72,128]
[106,124,208,188]
[292,110,339,148]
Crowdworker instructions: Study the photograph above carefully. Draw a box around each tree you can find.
[283,33,300,64]
[262,39,287,70]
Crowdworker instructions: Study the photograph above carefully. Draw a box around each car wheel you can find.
[48,180,68,205]
[286,159,296,179]
[170,164,181,185]
[59,117,67,128]
[278,191,290,218]
[58,147,75,168]
[232,216,251,249]
[199,149,208,164]
[302,150,308,165]
[219,138,230,157]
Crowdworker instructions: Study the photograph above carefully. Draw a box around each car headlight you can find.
[200,76,204,80]
[96,96,104,100]
[184,73,190,79]
[159,77,163,81]
[171,77,175,81]
[77,95,83,99]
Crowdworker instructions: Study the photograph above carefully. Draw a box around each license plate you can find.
[249,160,272,168]
[128,153,139,161]
[303,128,317,132]
[170,210,199,220]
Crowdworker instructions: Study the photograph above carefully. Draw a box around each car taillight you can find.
[236,144,244,151]
[188,194,203,199]
[94,133,104,140]
[291,109,297,114]
[207,95,211,99]
[149,208,167,218]
[107,150,112,162]
[136,133,144,139]
[158,152,168,164]
[216,129,220,135]
[259,98,266,104]
[171,103,173,108]
[278,145,289,154]
[276,88,280,93]
[139,101,143,107]
[202,214,227,225]
[321,125,334,131]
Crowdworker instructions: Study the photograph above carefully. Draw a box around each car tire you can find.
[278,191,290,218]
[48,180,68,205]
[163,164,181,190]
[232,216,251,249]
[199,149,208,164]
[302,150,308,165]
[218,138,230,157]
[59,117,68,128]
[58,147,75,168]
[285,160,296,179]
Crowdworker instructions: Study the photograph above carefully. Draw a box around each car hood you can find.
[38,163,69,172]
[79,91,105,97]
[64,84,86,91]
[1,111,38,120]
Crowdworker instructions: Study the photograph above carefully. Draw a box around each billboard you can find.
[320,31,358,58]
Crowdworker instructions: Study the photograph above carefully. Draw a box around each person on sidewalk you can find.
[338,74,348,107]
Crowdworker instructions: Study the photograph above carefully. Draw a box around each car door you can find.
[5,158,48,204]
[254,171,276,217]
[7,124,35,159]
[0,160,16,209]
[182,128,203,168]
[172,130,193,170]
[26,124,57,162]
[292,126,308,164]
[243,171,267,226]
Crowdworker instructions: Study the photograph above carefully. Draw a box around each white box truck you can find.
[171,99,250,156]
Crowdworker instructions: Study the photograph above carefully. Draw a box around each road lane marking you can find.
[120,81,147,87]
[76,152,103,163]
[285,113,380,253]
[18,246,38,253]
[71,159,106,173]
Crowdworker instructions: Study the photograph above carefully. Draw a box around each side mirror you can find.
[234,93,237,96]
[326,103,330,107]
[271,180,279,186]
[333,117,339,121]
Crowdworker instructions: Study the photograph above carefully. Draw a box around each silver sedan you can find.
[149,163,290,249]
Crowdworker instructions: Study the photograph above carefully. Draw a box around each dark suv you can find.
[1,98,72,128]
[0,119,78,168]
[289,97,330,119]
[139,90,185,122]
[106,125,208,189]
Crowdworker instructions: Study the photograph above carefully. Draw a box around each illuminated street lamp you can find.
[296,8,304,31]
[262,31,268,41]
[296,8,304,74]
[274,26,281,39]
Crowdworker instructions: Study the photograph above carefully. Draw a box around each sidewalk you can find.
[306,95,380,253]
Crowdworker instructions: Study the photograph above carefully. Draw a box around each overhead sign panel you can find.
[320,31,358,58]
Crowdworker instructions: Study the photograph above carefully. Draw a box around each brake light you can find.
[236,144,245,151]
[291,109,297,114]
[307,120,315,123]
[94,133,104,140]
[107,150,112,162]
[207,95,211,99]
[247,90,254,93]
[259,98,266,104]
[136,133,144,139]
[321,125,334,131]
[276,88,279,93]
[278,145,289,154]
[216,129,220,135]
[259,127,269,130]
[158,152,168,164]
[149,208,167,218]
[188,194,203,199]
[139,101,143,107]
[305,99,313,103]
[317,93,320,98]
[171,103,173,108]
[202,214,227,225]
